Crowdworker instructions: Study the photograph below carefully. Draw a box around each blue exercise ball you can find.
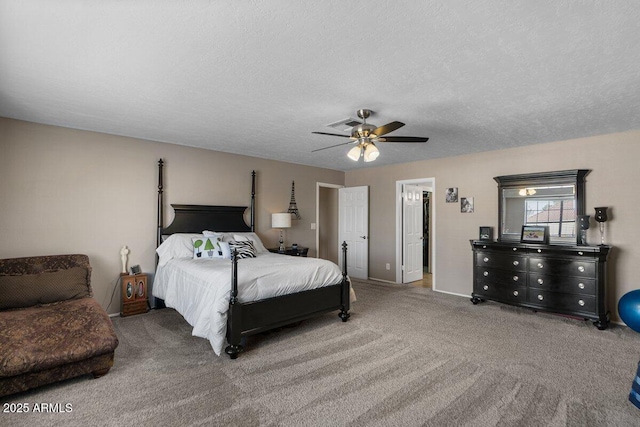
[619,290,640,333]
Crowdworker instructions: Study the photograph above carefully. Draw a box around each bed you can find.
[152,159,352,359]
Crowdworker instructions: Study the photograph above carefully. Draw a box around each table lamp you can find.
[271,213,291,252]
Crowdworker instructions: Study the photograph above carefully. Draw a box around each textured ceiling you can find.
[1,1,640,171]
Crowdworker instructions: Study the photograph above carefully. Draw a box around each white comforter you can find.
[153,253,347,355]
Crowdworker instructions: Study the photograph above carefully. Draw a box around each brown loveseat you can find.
[0,254,119,397]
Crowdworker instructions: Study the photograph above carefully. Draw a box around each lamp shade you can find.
[363,143,379,162]
[347,145,362,161]
[271,213,291,229]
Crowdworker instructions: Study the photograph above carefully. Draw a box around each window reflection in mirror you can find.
[501,185,576,241]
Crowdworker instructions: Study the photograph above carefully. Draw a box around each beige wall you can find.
[0,118,344,314]
[346,130,640,322]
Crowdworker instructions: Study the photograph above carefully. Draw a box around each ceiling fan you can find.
[311,109,429,162]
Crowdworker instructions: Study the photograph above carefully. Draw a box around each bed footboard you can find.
[225,242,350,359]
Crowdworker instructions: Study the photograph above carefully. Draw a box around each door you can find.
[403,184,423,283]
[339,186,369,280]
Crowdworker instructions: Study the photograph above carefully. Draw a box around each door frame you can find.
[395,177,436,288]
[315,182,344,259]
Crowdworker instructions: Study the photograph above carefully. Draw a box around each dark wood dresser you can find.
[470,240,611,329]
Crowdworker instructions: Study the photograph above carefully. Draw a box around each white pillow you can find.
[192,236,230,259]
[156,233,203,266]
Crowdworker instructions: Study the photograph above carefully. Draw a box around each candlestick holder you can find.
[577,214,590,245]
[594,207,609,245]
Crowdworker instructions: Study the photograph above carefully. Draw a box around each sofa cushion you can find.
[0,267,90,310]
[0,298,119,378]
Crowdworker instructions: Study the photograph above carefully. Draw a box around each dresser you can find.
[470,240,611,329]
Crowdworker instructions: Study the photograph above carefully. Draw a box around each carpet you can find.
[2,279,640,426]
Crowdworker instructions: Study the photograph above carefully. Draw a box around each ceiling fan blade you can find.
[378,136,429,143]
[311,141,354,152]
[311,131,351,138]
[372,121,405,137]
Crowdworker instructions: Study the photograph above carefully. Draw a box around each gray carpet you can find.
[3,279,640,426]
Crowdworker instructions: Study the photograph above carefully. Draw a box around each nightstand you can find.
[120,273,149,316]
[268,247,309,257]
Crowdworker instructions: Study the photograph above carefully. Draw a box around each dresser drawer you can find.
[475,252,527,271]
[529,257,595,278]
[528,274,596,295]
[475,282,527,303]
[527,289,596,313]
[529,247,595,258]
[475,267,526,287]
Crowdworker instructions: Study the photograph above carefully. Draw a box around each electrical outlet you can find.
[310,223,316,230]
[385,263,390,270]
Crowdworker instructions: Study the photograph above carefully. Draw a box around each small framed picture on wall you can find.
[445,187,458,203]
[461,197,474,213]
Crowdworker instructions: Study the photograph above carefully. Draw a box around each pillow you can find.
[192,236,230,259]
[156,233,203,266]
[228,240,257,259]
[0,267,90,310]
[231,232,268,254]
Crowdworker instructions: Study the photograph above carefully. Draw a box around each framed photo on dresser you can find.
[520,225,549,244]
[479,226,493,240]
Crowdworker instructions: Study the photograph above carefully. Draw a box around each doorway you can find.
[395,177,435,289]
[316,183,342,264]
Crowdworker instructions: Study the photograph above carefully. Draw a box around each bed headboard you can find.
[162,204,251,235]
[156,159,256,246]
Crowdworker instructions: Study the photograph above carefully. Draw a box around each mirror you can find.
[495,170,590,244]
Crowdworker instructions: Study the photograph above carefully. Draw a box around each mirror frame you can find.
[494,169,590,244]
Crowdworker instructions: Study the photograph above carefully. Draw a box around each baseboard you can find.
[108,312,120,318]
[366,277,397,284]
[432,289,471,299]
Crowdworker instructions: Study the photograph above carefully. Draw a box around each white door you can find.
[403,184,423,283]
[338,186,369,280]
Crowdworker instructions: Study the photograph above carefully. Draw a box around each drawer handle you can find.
[577,266,585,272]
[537,263,544,269]
[513,260,519,266]
[538,294,544,301]
[578,282,585,290]
[483,257,489,262]
[513,290,519,297]
[512,247,517,251]
[578,251,584,255]
[483,271,489,277]
[578,300,585,307]
[483,285,489,291]
[537,278,544,285]
[513,276,519,281]
[537,249,542,253]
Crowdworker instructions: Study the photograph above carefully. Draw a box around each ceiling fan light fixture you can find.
[347,145,362,161]
[363,143,379,162]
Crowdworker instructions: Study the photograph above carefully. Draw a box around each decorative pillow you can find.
[0,267,90,310]
[228,240,257,259]
[192,236,230,259]
[231,232,268,254]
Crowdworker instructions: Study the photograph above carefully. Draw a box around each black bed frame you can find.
[155,159,350,359]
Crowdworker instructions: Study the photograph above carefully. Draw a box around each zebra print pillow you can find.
[229,240,257,259]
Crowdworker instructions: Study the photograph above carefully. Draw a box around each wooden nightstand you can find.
[268,247,309,257]
[120,273,149,317]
